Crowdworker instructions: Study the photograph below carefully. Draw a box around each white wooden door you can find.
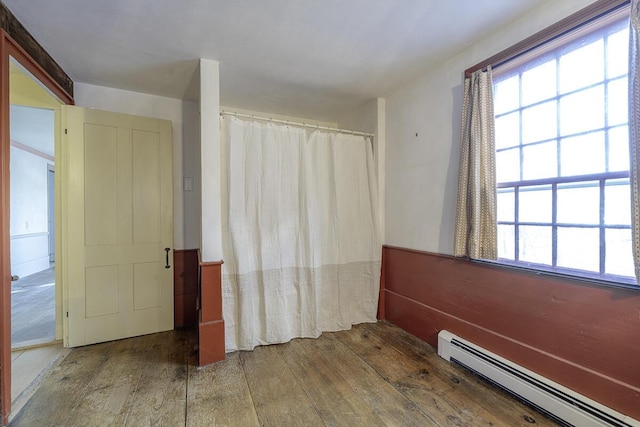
[63,106,173,347]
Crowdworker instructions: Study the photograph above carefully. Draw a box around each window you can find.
[492,7,636,284]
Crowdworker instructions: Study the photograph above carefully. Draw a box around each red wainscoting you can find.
[198,259,225,366]
[173,249,199,327]
[381,245,640,420]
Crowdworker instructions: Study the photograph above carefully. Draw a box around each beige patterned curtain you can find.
[629,0,640,280]
[454,68,497,259]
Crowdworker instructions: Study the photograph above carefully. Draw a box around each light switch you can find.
[183,177,194,191]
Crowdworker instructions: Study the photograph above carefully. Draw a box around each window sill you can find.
[472,258,640,292]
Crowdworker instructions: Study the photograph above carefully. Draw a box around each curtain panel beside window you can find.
[629,0,640,281]
[454,68,498,260]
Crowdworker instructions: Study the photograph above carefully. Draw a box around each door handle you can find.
[164,248,171,269]
[11,275,19,282]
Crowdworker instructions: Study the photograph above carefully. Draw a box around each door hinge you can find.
[66,311,69,318]
[65,128,68,134]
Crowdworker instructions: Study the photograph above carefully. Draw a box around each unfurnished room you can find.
[0,0,639,426]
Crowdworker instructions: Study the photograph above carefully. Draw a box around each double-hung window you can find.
[492,5,636,285]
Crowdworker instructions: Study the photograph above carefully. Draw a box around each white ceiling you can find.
[4,0,544,122]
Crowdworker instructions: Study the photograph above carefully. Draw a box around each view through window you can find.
[493,12,635,284]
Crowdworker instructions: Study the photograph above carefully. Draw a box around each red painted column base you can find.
[198,259,225,366]
[198,319,225,366]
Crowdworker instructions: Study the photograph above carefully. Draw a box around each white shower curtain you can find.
[220,116,381,352]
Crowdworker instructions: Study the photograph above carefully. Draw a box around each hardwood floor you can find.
[10,322,560,426]
[11,343,69,421]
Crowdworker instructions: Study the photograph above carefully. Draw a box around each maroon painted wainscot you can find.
[379,245,640,420]
[173,249,199,327]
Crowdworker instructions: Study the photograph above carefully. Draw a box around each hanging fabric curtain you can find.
[629,0,640,280]
[220,116,381,352]
[454,68,498,260]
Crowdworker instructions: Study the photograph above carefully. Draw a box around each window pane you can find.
[491,13,632,284]
[522,142,557,180]
[495,112,519,149]
[559,131,605,176]
[496,148,520,183]
[519,185,552,223]
[497,188,515,222]
[608,126,630,172]
[559,39,604,93]
[519,225,551,265]
[557,182,600,224]
[557,227,599,272]
[498,224,515,260]
[607,27,629,79]
[605,228,634,277]
[522,60,556,106]
[494,76,519,114]
[607,77,627,127]
[522,101,557,144]
[560,86,605,135]
[605,179,631,225]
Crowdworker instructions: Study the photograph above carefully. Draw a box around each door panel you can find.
[83,124,118,246]
[133,261,161,309]
[85,265,119,317]
[64,106,173,347]
[132,130,161,244]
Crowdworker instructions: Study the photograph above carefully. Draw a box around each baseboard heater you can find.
[437,330,639,427]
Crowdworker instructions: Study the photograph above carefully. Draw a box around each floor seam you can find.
[61,341,115,425]
[275,344,329,427]
[184,330,191,427]
[238,352,263,426]
[121,340,152,427]
[334,326,442,426]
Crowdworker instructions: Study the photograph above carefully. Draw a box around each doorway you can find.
[9,104,56,348]
[1,27,74,424]
[6,58,64,415]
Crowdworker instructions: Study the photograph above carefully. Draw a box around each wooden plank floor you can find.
[10,322,560,426]
[11,343,70,420]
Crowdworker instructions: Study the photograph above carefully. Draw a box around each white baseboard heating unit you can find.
[437,330,639,427]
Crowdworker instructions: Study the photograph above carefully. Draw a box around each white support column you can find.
[199,59,223,262]
[376,97,386,243]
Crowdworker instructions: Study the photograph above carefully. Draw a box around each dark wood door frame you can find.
[0,27,73,425]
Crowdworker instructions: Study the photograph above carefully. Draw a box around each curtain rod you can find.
[220,110,375,138]
[464,0,629,78]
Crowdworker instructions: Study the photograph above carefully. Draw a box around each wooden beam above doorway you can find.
[0,2,73,100]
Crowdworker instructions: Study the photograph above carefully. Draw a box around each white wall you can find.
[221,106,337,128]
[74,83,200,250]
[339,98,386,241]
[9,147,51,277]
[385,0,595,254]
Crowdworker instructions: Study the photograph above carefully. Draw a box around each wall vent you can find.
[437,330,639,427]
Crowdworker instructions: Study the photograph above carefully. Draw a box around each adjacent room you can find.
[0,0,639,426]
[9,103,56,349]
